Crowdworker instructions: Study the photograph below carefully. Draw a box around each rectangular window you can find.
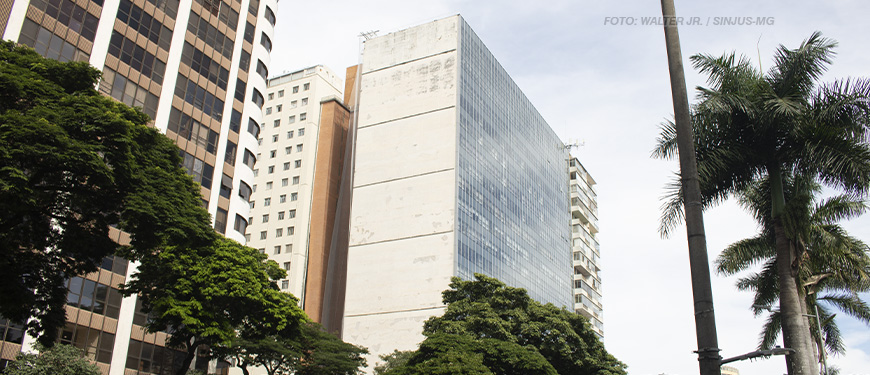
[260,231,267,240]
[276,228,283,237]
[281,280,289,289]
[279,194,286,203]
[266,181,273,190]
[294,160,301,168]
[276,104,282,112]
[274,245,281,254]
[264,197,271,206]
[287,130,294,138]
[268,166,274,174]
[278,211,285,220]
[262,214,269,223]
[288,115,295,124]
[292,176,300,185]
[283,162,290,170]
[283,261,291,270]
[278,90,284,97]
[301,98,308,106]
[296,144,303,152]
[292,86,299,93]
[299,113,307,121]
[285,146,292,154]
[303,83,310,91]
[289,209,296,218]
[239,181,252,201]
[290,193,297,201]
[268,92,274,100]
[272,134,278,142]
[298,128,305,136]
[265,107,272,115]
[270,150,276,158]
[290,100,297,108]
[288,226,295,235]
[281,178,288,186]
[214,208,228,234]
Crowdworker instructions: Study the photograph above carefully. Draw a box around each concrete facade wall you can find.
[343,15,461,367]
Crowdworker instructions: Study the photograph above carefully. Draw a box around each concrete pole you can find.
[659,1,722,374]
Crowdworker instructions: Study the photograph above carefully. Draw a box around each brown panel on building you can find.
[343,65,359,111]
[303,98,350,330]
[0,0,13,35]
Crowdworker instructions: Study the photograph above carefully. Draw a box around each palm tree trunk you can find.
[771,170,818,375]
[660,1,721,374]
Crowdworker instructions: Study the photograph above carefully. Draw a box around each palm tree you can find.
[716,175,870,363]
[653,32,870,375]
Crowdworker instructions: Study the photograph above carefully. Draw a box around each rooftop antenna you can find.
[359,30,379,40]
[563,138,585,152]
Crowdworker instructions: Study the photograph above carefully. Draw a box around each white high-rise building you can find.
[244,65,350,322]
[342,15,574,363]
[569,157,604,337]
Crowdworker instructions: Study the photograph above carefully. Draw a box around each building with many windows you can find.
[0,0,276,373]
[569,157,604,338]
[342,15,574,363]
[244,65,353,330]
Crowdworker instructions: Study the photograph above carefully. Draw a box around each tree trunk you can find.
[660,1,721,374]
[771,171,817,375]
[176,338,198,375]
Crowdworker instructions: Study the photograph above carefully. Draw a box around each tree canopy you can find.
[0,40,215,344]
[653,32,870,374]
[384,274,626,375]
[122,237,307,375]
[1,344,101,375]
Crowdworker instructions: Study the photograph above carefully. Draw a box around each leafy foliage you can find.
[1,344,101,375]
[716,177,870,356]
[122,237,307,375]
[373,350,414,375]
[215,322,367,375]
[0,40,214,345]
[654,32,870,374]
[384,274,626,375]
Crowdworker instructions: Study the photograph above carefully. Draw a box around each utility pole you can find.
[659,1,722,374]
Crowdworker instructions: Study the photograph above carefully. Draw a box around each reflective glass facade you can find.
[455,19,573,308]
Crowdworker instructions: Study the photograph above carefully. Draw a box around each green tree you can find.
[715,176,870,357]
[0,41,214,345]
[385,274,626,375]
[373,350,414,375]
[653,32,870,374]
[2,344,101,375]
[122,237,307,375]
[291,322,368,375]
[215,321,367,375]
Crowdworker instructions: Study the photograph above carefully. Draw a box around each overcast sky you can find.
[268,1,870,374]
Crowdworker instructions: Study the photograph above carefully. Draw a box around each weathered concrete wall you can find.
[343,15,461,371]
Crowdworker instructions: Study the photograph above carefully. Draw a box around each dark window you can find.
[234,214,248,233]
[252,89,264,108]
[239,49,251,73]
[219,174,233,199]
[243,22,255,43]
[242,149,256,169]
[181,42,229,89]
[108,31,167,84]
[256,60,268,80]
[260,33,272,52]
[179,150,215,189]
[224,141,237,166]
[234,79,247,102]
[238,181,252,201]
[174,74,224,121]
[248,0,259,16]
[247,118,260,138]
[188,11,234,59]
[214,208,228,234]
[264,6,276,26]
[229,109,241,133]
[117,0,173,50]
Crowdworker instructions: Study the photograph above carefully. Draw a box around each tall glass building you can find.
[1,0,276,373]
[343,15,573,363]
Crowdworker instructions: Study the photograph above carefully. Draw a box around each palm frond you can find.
[768,31,837,101]
[652,119,679,161]
[716,236,774,275]
[816,303,846,356]
[818,293,870,324]
[813,195,868,223]
[758,310,782,350]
